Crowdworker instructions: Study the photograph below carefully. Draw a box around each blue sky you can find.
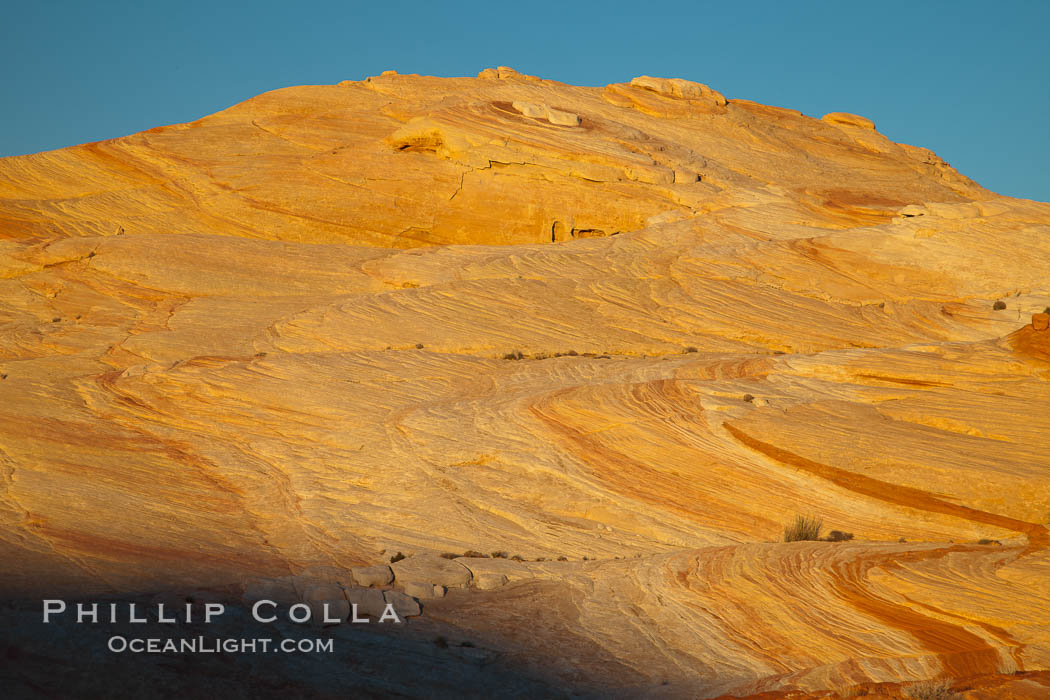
[3,0,1048,201]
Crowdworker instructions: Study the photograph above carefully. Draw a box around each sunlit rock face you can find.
[1,67,1049,697]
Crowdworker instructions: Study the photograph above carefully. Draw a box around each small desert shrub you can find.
[993,300,1006,310]
[742,393,755,402]
[433,635,448,649]
[462,550,487,558]
[1044,306,1050,314]
[905,680,957,699]
[684,346,698,353]
[390,551,406,563]
[490,551,508,559]
[439,552,458,559]
[566,350,578,356]
[783,515,823,542]
[557,555,567,561]
[510,554,525,562]
[415,343,424,349]
[826,530,854,542]
[502,350,524,360]
[977,539,1000,545]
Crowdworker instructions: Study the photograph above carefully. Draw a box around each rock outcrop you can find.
[822,111,877,130]
[629,75,728,105]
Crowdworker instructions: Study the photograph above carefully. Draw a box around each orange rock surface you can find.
[1,67,1049,696]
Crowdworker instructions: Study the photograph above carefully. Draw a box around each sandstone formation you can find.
[1,67,1049,697]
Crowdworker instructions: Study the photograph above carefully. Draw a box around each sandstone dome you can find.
[1,68,1049,697]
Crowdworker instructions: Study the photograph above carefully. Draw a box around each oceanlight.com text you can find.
[107,636,334,654]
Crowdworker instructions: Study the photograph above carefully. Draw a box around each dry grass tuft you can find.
[783,514,823,542]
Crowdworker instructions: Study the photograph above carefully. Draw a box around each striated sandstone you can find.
[0,68,1048,697]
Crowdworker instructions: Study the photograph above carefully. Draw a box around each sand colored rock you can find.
[473,573,509,590]
[292,565,352,595]
[0,69,1048,696]
[241,577,299,606]
[391,555,473,589]
[457,558,533,582]
[401,580,439,599]
[302,582,350,625]
[383,589,421,618]
[344,587,387,618]
[351,564,394,587]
